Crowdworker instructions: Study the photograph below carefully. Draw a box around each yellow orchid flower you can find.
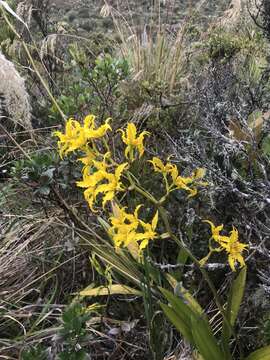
[168,164,203,197]
[76,167,105,211]
[113,226,137,248]
[173,174,198,197]
[149,157,207,197]
[149,157,206,197]
[119,123,150,161]
[203,220,225,242]
[135,211,159,251]
[54,115,111,158]
[148,157,174,174]
[148,157,176,193]
[76,162,127,211]
[77,148,97,170]
[54,119,86,158]
[109,206,159,253]
[218,227,248,272]
[83,114,111,139]
[203,221,248,271]
[96,162,128,208]
[92,153,110,172]
[109,204,141,248]
[110,203,141,230]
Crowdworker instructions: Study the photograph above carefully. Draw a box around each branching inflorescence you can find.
[54,114,248,271]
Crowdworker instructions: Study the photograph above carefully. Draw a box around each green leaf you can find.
[245,346,270,360]
[159,287,209,348]
[159,287,199,323]
[159,287,200,346]
[165,276,204,316]
[159,302,194,345]
[222,266,247,344]
[191,315,226,360]
[174,248,189,281]
[97,216,110,231]
[262,136,270,156]
[159,287,227,360]
[229,266,247,326]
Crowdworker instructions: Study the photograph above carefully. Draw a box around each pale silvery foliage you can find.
[0,51,32,130]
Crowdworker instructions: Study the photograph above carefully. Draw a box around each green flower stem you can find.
[127,172,159,205]
[102,137,111,155]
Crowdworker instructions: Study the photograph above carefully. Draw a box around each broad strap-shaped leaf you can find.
[222,266,247,344]
[165,275,204,316]
[174,248,189,281]
[159,302,194,345]
[160,287,227,360]
[229,266,247,326]
[191,315,226,360]
[80,284,142,296]
[159,287,201,322]
[245,346,270,360]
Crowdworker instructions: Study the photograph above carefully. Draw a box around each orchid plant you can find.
[52,114,265,360]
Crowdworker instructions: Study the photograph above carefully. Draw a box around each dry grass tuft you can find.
[102,1,187,95]
[0,195,90,356]
[0,51,32,131]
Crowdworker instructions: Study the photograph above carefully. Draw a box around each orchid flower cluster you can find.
[149,157,207,197]
[109,204,158,255]
[54,114,247,270]
[202,220,248,271]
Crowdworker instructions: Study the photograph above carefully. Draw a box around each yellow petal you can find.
[134,205,142,218]
[139,239,149,251]
[229,226,239,242]
[118,128,127,144]
[127,123,137,142]
[204,220,224,234]
[53,130,63,140]
[124,145,131,159]
[149,157,164,172]
[102,191,115,208]
[170,165,179,182]
[84,114,96,129]
[151,211,159,230]
[137,142,145,158]
[115,162,128,180]
[228,255,236,272]
[237,254,246,268]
